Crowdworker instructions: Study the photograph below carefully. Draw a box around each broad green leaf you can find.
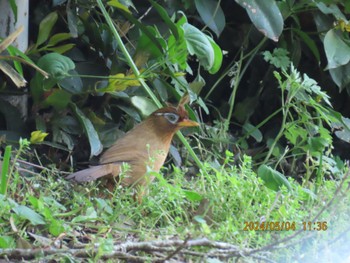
[236,0,283,42]
[12,205,45,225]
[0,236,15,248]
[306,137,328,153]
[168,25,188,70]
[189,73,206,94]
[58,70,83,94]
[258,165,292,191]
[71,103,103,157]
[49,220,65,236]
[42,89,72,110]
[135,26,166,62]
[67,6,78,37]
[117,105,141,122]
[316,2,346,20]
[52,115,81,135]
[207,36,222,74]
[329,63,350,90]
[324,29,350,69]
[37,53,75,80]
[183,190,203,202]
[183,23,214,71]
[131,96,158,117]
[334,117,350,143]
[36,12,58,46]
[195,0,225,37]
[32,53,75,100]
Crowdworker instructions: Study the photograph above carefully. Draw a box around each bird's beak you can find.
[177,118,200,127]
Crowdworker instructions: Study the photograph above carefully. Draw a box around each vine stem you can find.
[96,0,206,173]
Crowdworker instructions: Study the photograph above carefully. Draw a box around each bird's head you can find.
[147,102,199,140]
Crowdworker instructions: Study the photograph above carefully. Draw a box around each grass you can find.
[0,144,349,262]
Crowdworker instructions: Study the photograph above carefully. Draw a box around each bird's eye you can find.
[164,113,179,124]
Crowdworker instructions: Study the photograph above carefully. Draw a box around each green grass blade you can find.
[0,145,12,195]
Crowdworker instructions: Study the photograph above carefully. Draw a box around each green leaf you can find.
[257,165,292,191]
[131,96,158,117]
[135,26,165,60]
[107,0,131,13]
[324,29,350,69]
[71,103,103,157]
[243,122,262,142]
[12,205,45,225]
[306,137,328,153]
[6,46,23,76]
[263,48,290,69]
[236,0,283,42]
[42,89,72,110]
[0,145,12,195]
[329,63,350,90]
[47,33,72,47]
[195,0,225,37]
[334,117,350,143]
[47,43,76,54]
[183,23,214,71]
[72,207,98,223]
[149,0,179,39]
[36,12,58,46]
[207,36,222,74]
[49,220,65,236]
[31,53,76,100]
[168,26,188,70]
[58,70,83,94]
[8,0,17,23]
[0,236,15,249]
[316,2,346,20]
[292,28,320,63]
[183,190,203,202]
[37,53,75,80]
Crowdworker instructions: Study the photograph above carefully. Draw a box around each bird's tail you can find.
[66,164,120,182]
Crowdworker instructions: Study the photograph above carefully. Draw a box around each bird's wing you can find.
[66,163,121,182]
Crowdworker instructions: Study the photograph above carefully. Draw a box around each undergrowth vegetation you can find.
[1,0,350,262]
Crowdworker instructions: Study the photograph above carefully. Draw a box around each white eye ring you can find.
[163,113,179,124]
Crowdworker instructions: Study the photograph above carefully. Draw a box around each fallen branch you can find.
[0,238,254,262]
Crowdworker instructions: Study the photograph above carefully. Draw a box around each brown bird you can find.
[67,97,199,202]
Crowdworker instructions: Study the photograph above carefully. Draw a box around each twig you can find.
[161,234,191,262]
[0,238,252,261]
